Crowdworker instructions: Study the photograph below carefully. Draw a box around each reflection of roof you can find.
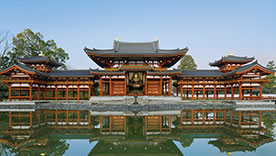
[209,55,254,67]
[19,56,61,67]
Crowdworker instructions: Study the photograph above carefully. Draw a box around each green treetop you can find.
[4,29,69,69]
[177,54,197,70]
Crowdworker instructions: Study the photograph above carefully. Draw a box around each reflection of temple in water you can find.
[0,109,275,155]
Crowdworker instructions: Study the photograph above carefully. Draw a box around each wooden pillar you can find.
[180,110,183,127]
[77,111,80,125]
[109,76,112,95]
[196,91,199,100]
[66,110,69,125]
[8,84,11,101]
[224,85,227,100]
[192,84,194,100]
[36,85,40,101]
[202,110,205,124]
[180,85,183,100]
[239,84,242,101]
[160,76,163,95]
[231,84,234,100]
[44,87,47,100]
[88,85,91,101]
[203,85,205,100]
[186,91,189,100]
[213,85,216,100]
[206,91,209,100]
[259,83,263,100]
[55,109,58,124]
[100,77,103,96]
[169,77,172,95]
[145,73,147,95]
[77,85,80,100]
[124,75,127,95]
[66,85,69,101]
[29,84,32,101]
[55,85,58,100]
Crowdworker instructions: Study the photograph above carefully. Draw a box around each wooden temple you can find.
[0,39,274,101]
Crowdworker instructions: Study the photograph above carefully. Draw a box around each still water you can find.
[0,109,276,156]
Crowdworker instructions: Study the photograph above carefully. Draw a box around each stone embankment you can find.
[0,96,275,112]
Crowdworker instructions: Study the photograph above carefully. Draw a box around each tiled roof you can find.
[48,70,93,77]
[209,55,254,66]
[19,56,61,67]
[84,40,188,55]
[179,70,223,77]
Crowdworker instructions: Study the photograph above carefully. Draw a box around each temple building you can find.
[0,40,274,101]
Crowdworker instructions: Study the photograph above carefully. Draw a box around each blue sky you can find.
[1,0,275,69]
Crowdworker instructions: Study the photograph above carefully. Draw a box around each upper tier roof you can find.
[209,55,255,67]
[85,40,188,55]
[19,56,62,67]
[84,40,188,68]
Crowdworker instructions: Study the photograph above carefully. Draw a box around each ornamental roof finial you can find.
[39,51,45,56]
[228,51,233,56]
[115,36,119,41]
[153,37,157,41]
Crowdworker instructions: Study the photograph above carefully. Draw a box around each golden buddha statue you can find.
[130,73,143,88]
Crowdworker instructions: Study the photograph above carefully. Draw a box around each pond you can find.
[0,109,276,156]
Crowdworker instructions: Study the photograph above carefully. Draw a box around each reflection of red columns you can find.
[30,112,32,127]
[180,110,183,127]
[259,111,262,128]
[230,111,233,125]
[191,110,194,124]
[238,111,241,128]
[144,117,147,136]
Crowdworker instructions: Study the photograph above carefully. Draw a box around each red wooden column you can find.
[37,85,41,101]
[55,85,58,100]
[160,76,163,95]
[180,85,183,100]
[44,86,47,100]
[109,76,112,95]
[192,85,194,100]
[66,85,69,100]
[100,77,103,96]
[88,85,91,101]
[77,85,80,100]
[169,77,172,95]
[145,73,147,95]
[202,84,206,100]
[259,83,263,100]
[8,84,11,101]
[29,84,32,101]
[239,84,242,101]
[231,84,234,100]
[213,85,216,100]
[224,85,227,100]
[186,91,189,100]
